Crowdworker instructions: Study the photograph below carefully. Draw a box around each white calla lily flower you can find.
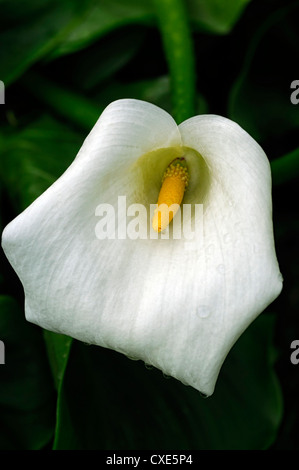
[1,99,282,396]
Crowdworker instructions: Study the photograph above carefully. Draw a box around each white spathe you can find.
[1,99,282,396]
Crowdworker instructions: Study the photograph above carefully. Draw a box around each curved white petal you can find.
[1,100,282,396]
[178,115,283,393]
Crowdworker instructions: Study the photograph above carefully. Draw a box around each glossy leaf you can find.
[0,0,252,86]
[48,0,154,59]
[0,0,85,85]
[49,0,252,59]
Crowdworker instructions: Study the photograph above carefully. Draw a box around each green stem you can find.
[153,0,196,123]
[21,71,101,131]
[271,147,299,186]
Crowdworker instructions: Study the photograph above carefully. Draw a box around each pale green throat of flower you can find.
[152,157,190,233]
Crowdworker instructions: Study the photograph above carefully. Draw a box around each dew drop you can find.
[144,363,154,370]
[197,304,211,318]
[163,373,172,380]
[278,273,284,283]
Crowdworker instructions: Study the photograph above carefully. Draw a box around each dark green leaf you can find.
[0,0,86,85]
[20,73,207,132]
[271,147,299,186]
[228,4,299,146]
[43,331,73,391]
[54,313,282,450]
[187,0,251,34]
[71,27,147,90]
[49,0,154,59]
[0,296,56,449]
[0,0,55,26]
[0,0,252,86]
[94,76,208,115]
[21,72,101,131]
[48,0,252,60]
[0,116,84,210]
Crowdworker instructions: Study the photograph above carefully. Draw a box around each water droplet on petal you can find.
[197,305,211,318]
[278,273,284,283]
[163,373,172,380]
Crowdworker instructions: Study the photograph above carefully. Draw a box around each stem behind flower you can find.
[152,0,196,124]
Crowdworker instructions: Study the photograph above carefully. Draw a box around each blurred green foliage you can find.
[0,296,55,449]
[0,0,298,450]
